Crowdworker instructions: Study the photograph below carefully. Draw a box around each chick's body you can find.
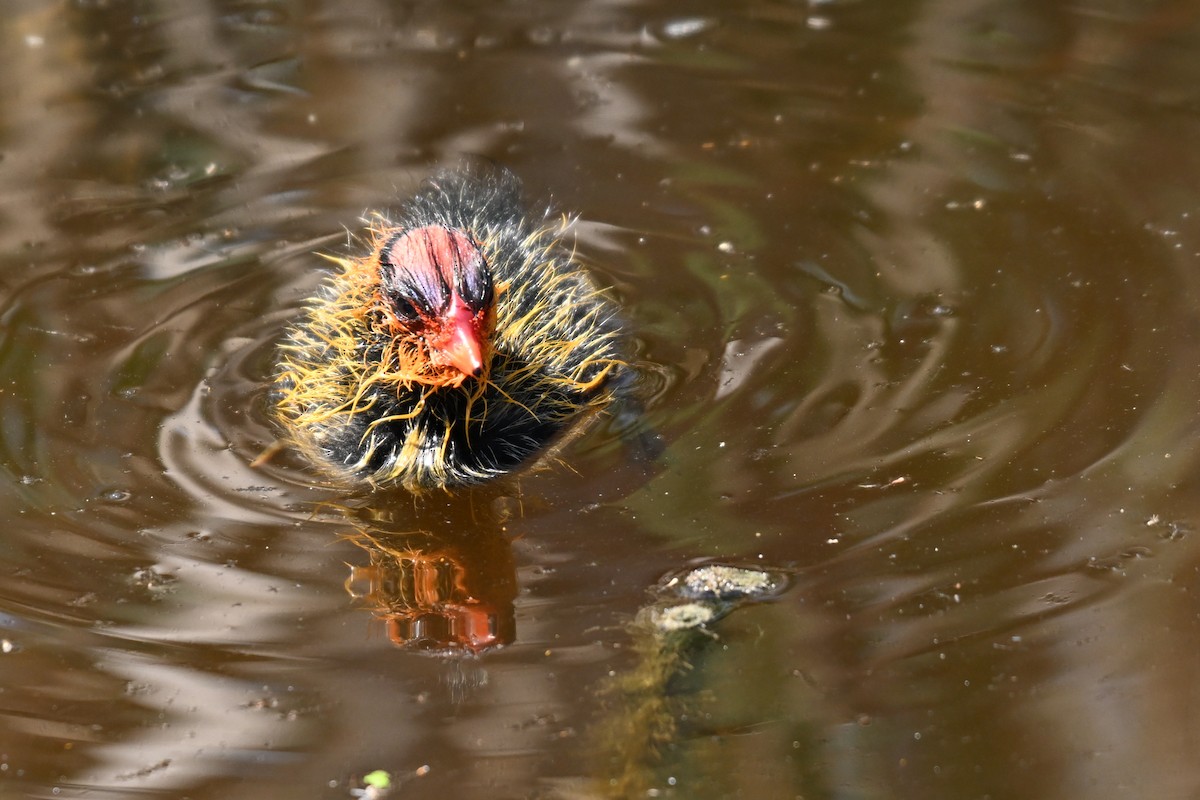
[275,169,626,491]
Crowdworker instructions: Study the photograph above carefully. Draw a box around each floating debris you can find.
[646,601,717,632]
[591,561,792,796]
[349,766,429,798]
[660,563,787,603]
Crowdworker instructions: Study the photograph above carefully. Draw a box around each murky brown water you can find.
[3,2,1200,798]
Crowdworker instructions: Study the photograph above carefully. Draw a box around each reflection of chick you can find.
[275,168,627,491]
[343,530,518,655]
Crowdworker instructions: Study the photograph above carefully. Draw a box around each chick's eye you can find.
[388,294,422,323]
[379,232,440,327]
[457,264,493,310]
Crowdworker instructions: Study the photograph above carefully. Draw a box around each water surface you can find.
[2,2,1200,798]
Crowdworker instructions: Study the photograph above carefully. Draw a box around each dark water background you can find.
[3,1,1200,798]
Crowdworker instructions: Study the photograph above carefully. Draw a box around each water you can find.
[3,1,1200,798]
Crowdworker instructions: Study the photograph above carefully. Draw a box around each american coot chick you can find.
[275,168,627,491]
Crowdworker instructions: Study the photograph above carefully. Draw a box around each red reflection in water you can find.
[344,528,517,655]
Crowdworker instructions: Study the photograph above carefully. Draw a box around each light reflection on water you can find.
[2,2,1200,799]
